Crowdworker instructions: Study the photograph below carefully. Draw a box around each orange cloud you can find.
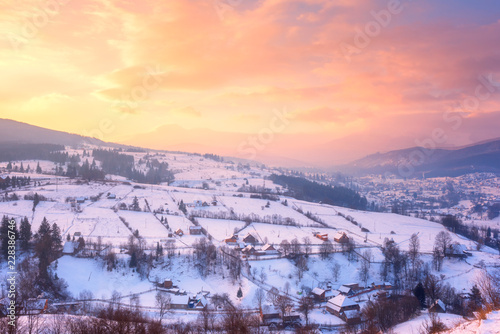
[1,0,500,166]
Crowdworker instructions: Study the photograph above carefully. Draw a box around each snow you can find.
[54,255,152,300]
[393,312,464,334]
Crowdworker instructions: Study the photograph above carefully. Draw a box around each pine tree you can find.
[237,287,243,298]
[129,252,137,267]
[36,162,42,174]
[37,217,51,236]
[156,242,163,260]
[132,196,140,211]
[0,216,11,260]
[35,217,52,278]
[20,162,24,173]
[51,223,63,253]
[77,236,85,251]
[468,284,482,312]
[33,193,40,211]
[178,200,187,214]
[413,282,426,308]
[20,217,32,250]
[7,162,12,170]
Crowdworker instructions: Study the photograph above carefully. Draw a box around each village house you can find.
[163,279,173,289]
[429,299,446,313]
[334,232,349,243]
[107,193,116,199]
[314,232,328,241]
[175,228,184,236]
[242,233,258,244]
[261,244,280,255]
[446,243,471,259]
[339,283,360,296]
[371,281,393,290]
[224,237,238,245]
[310,287,326,302]
[188,294,208,309]
[326,295,361,324]
[260,306,280,324]
[62,240,80,255]
[242,245,256,255]
[339,285,353,296]
[325,289,341,300]
[25,298,49,315]
[52,301,82,314]
[0,176,9,187]
[189,225,203,235]
[170,295,189,310]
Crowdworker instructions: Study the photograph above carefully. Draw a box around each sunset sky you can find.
[1,0,500,167]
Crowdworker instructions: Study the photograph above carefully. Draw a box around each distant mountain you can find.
[341,138,500,177]
[0,118,111,147]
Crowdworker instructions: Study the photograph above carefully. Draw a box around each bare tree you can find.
[424,274,443,306]
[359,249,372,285]
[298,296,315,327]
[280,239,291,257]
[221,306,252,334]
[155,291,171,319]
[320,240,334,259]
[331,261,341,282]
[110,290,122,312]
[475,269,500,309]
[409,233,420,264]
[275,295,293,319]
[253,288,265,310]
[266,288,280,306]
[259,268,267,283]
[78,289,94,314]
[290,238,302,255]
[197,306,215,333]
[303,237,312,256]
[295,255,308,281]
[432,246,444,271]
[434,231,452,258]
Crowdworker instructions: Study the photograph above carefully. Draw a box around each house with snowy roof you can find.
[261,244,280,255]
[188,294,208,309]
[334,232,349,243]
[170,295,189,309]
[311,287,326,302]
[339,285,356,296]
[189,225,203,235]
[62,241,80,255]
[242,245,256,255]
[326,295,361,324]
[429,299,446,313]
[242,233,258,244]
[325,289,341,300]
[446,243,470,259]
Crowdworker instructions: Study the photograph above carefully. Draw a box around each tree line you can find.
[269,174,368,210]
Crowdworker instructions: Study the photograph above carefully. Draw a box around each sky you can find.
[1,0,500,167]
